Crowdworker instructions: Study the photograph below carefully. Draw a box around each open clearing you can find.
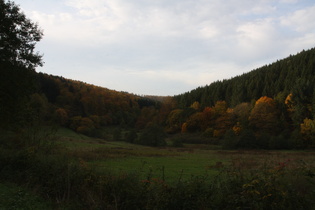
[56,128,315,183]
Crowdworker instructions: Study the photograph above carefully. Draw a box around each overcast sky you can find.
[14,0,315,96]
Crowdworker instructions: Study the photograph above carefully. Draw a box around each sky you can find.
[14,0,315,96]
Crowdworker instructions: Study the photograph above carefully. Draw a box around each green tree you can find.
[113,128,122,141]
[0,0,43,128]
[222,129,238,149]
[0,0,43,68]
[136,124,166,147]
[125,129,137,143]
[166,109,183,132]
[237,129,256,148]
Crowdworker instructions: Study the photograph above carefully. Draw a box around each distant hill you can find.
[163,47,315,149]
[4,46,315,149]
[174,47,315,108]
[34,73,168,136]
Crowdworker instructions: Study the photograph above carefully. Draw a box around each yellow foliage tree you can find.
[232,122,242,136]
[181,122,188,133]
[213,101,227,116]
[300,118,315,136]
[285,93,294,113]
[249,96,280,134]
[190,101,200,110]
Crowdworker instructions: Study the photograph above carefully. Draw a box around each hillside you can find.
[175,47,315,108]
[164,47,315,149]
[34,73,174,137]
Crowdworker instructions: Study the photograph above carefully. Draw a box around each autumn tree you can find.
[135,106,157,129]
[249,96,280,135]
[54,108,68,126]
[213,108,236,137]
[157,96,176,124]
[190,101,200,110]
[201,107,215,131]
[76,117,95,135]
[182,112,203,132]
[233,102,252,128]
[213,101,227,116]
[300,118,315,147]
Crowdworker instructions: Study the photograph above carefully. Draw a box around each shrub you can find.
[170,136,184,147]
[112,128,122,141]
[222,129,238,149]
[136,124,166,147]
[124,129,137,143]
[237,129,256,148]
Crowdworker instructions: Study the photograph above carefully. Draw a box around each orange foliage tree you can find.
[300,118,315,146]
[201,107,215,131]
[182,112,203,132]
[249,96,280,134]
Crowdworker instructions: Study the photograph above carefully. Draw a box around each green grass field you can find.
[55,128,223,182]
[55,128,315,183]
[2,127,315,209]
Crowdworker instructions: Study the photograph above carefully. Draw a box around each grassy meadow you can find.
[56,128,315,181]
[1,127,315,209]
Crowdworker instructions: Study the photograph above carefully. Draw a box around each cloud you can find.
[234,18,281,61]
[279,0,299,3]
[15,0,315,95]
[280,5,315,33]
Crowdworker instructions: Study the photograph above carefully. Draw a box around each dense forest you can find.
[2,45,315,149]
[5,47,312,150]
[175,49,315,109]
[170,48,315,149]
[35,73,175,137]
[1,0,315,150]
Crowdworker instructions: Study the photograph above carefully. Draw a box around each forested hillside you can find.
[175,48,315,108]
[33,73,176,137]
[1,0,315,150]
[4,48,315,149]
[169,48,315,149]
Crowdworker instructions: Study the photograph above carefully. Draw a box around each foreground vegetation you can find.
[1,127,315,209]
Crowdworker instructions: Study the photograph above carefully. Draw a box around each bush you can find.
[112,128,122,141]
[124,129,137,143]
[136,124,166,147]
[269,134,289,150]
[237,129,256,148]
[222,129,238,149]
[170,136,184,147]
[256,132,271,149]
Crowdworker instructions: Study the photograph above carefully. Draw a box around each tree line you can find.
[1,0,315,149]
[172,48,315,149]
